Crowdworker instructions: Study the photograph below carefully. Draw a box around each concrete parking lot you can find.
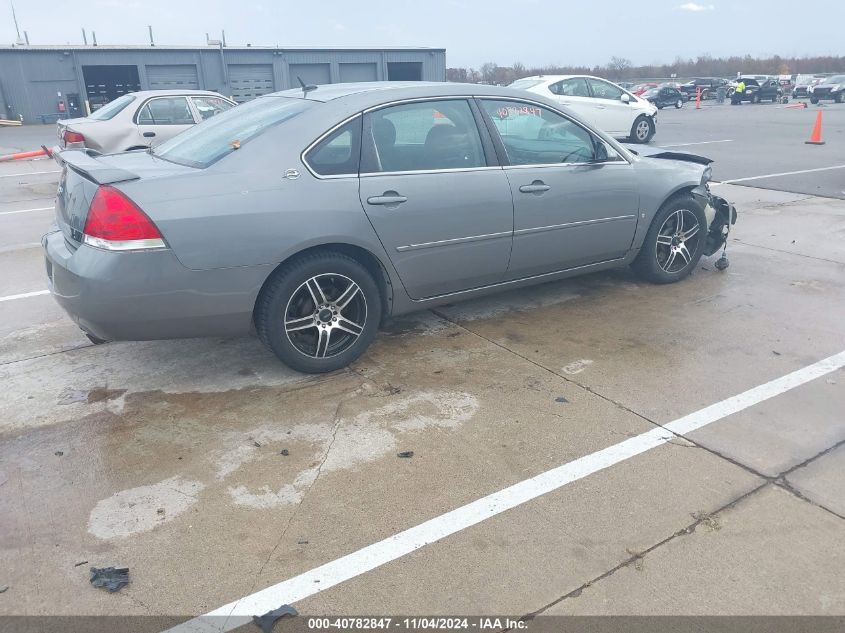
[1,101,844,632]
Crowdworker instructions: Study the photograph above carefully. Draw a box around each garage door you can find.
[339,63,378,83]
[289,63,331,88]
[229,64,275,103]
[146,65,199,90]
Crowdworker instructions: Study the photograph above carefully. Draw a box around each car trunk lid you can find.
[54,148,194,247]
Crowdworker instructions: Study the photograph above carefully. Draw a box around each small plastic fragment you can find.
[89,567,129,592]
[252,604,297,633]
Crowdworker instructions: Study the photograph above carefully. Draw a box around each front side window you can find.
[550,78,590,97]
[306,117,362,176]
[138,97,195,125]
[480,99,601,165]
[586,78,624,101]
[191,96,234,121]
[364,100,485,173]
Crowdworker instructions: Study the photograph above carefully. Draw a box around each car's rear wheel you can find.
[675,98,683,109]
[255,252,382,373]
[836,93,843,103]
[810,96,820,104]
[751,94,761,104]
[632,194,707,284]
[630,115,655,143]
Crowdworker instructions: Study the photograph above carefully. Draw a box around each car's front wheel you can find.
[675,98,684,109]
[630,115,655,143]
[632,194,707,284]
[810,96,820,104]
[255,251,382,373]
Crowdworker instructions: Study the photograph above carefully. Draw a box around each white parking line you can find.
[0,170,60,178]
[166,349,845,633]
[661,139,734,147]
[0,206,53,216]
[0,290,50,303]
[721,164,845,184]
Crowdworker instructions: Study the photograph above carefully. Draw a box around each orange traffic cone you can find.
[805,111,825,145]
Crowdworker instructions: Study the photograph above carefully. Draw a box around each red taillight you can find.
[83,185,163,243]
[63,129,85,144]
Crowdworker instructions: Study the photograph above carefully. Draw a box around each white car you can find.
[509,75,658,143]
[56,90,236,154]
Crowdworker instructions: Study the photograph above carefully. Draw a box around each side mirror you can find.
[621,93,631,104]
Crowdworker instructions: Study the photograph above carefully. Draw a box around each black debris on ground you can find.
[297,539,308,545]
[252,604,298,633]
[54,451,63,456]
[0,585,8,594]
[73,560,88,567]
[280,449,290,456]
[89,567,130,592]
[555,396,569,403]
[397,451,414,458]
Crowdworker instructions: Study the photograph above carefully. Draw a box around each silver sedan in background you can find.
[56,90,235,154]
[44,82,736,373]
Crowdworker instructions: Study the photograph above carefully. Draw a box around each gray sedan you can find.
[44,82,736,373]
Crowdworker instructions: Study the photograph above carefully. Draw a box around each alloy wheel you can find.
[284,273,367,358]
[655,209,701,273]
[635,119,651,141]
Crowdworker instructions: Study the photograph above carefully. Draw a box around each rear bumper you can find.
[42,230,271,341]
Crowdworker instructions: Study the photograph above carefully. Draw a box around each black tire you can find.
[675,99,683,109]
[810,96,819,105]
[751,94,760,104]
[632,194,708,284]
[255,251,382,373]
[630,115,655,143]
[836,93,843,104]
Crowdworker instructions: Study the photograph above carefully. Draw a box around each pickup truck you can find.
[679,78,729,101]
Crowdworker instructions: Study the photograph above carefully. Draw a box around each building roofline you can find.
[0,44,446,53]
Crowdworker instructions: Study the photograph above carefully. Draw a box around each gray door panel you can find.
[359,171,514,299]
[505,164,639,278]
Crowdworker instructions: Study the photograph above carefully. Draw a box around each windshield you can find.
[88,94,136,121]
[825,75,845,84]
[508,79,544,90]
[154,96,314,168]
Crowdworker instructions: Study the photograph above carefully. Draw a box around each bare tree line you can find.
[446,55,845,84]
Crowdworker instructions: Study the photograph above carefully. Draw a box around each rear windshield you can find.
[154,96,313,168]
[509,79,544,90]
[89,94,136,121]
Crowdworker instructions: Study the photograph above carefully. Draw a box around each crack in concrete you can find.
[732,239,845,266]
[221,371,365,629]
[512,481,771,626]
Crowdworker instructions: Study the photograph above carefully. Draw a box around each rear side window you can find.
[155,96,313,168]
[305,117,362,176]
[586,78,624,100]
[363,100,485,173]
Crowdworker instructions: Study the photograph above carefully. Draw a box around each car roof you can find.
[263,81,562,108]
[124,89,230,99]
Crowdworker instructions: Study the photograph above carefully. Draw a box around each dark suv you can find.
[680,78,728,101]
[809,75,845,104]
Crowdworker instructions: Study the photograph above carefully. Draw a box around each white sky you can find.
[4,0,843,68]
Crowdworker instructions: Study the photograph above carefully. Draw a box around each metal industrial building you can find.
[0,45,446,123]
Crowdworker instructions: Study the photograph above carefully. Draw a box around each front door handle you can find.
[519,181,551,194]
[367,191,408,206]
[143,132,156,138]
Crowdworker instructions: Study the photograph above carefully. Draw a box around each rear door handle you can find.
[367,191,408,206]
[143,132,156,138]
[519,181,551,194]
